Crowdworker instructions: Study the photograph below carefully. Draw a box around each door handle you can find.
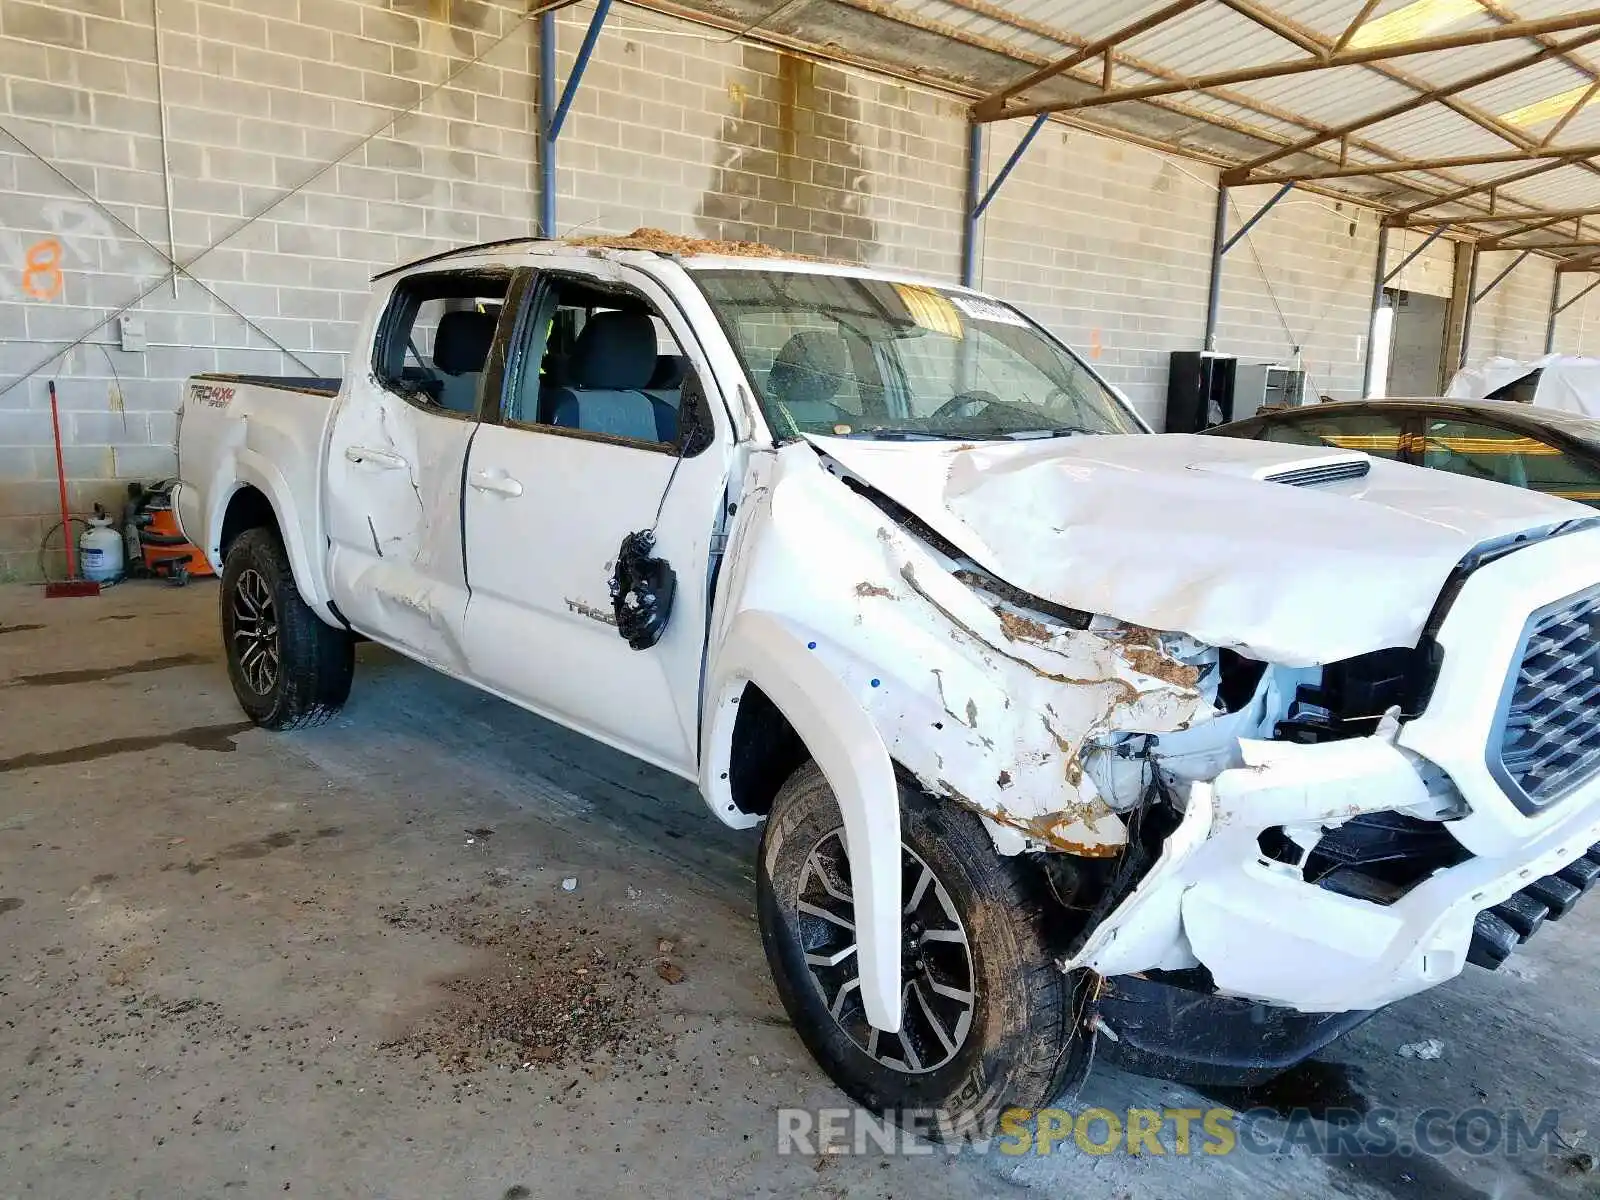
[469,469,524,498]
[345,445,408,470]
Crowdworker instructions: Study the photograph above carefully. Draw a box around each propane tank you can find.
[79,505,124,583]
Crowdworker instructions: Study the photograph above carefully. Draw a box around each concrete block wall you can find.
[1212,186,1382,402]
[1552,276,1600,354]
[0,0,1583,579]
[1466,250,1556,366]
[974,121,1213,420]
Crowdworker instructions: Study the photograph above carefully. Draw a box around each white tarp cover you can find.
[1448,355,1600,419]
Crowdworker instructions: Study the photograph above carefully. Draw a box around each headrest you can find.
[768,331,850,407]
[569,311,658,390]
[648,354,687,390]
[434,310,498,376]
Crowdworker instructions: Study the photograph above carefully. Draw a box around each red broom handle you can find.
[48,380,77,579]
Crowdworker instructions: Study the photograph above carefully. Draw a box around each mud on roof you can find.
[566,227,813,261]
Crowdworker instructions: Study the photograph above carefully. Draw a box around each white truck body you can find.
[176,239,1600,1097]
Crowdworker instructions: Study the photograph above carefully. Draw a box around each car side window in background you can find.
[1257,412,1407,459]
[373,270,510,417]
[1419,418,1600,506]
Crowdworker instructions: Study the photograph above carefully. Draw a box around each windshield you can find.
[694,270,1142,441]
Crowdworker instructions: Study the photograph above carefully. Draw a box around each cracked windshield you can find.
[695,270,1142,442]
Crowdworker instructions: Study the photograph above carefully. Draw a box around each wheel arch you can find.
[702,610,904,1033]
[211,453,334,621]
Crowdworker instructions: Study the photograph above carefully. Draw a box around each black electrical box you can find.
[1166,351,1237,432]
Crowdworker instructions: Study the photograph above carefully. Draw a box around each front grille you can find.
[1495,585,1600,809]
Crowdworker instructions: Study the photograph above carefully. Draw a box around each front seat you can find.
[549,311,670,442]
[432,310,498,414]
[767,331,852,429]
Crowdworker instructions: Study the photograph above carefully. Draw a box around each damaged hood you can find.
[806,432,1588,665]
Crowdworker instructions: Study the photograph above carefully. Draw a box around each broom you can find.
[44,379,100,599]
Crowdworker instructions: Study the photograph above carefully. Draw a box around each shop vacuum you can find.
[119,481,214,585]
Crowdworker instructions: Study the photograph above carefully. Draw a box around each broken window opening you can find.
[373,269,513,419]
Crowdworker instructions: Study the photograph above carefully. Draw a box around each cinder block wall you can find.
[0,0,1561,580]
[1466,250,1555,365]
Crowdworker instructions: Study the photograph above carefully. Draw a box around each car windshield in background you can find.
[694,270,1141,442]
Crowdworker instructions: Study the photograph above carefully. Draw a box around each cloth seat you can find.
[767,331,852,428]
[432,310,498,414]
[550,311,673,443]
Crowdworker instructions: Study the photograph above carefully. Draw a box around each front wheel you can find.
[757,763,1088,1133]
[220,527,353,730]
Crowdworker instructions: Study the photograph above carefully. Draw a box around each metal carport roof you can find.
[630,0,1600,271]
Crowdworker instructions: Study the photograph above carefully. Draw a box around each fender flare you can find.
[703,610,904,1032]
[214,451,334,619]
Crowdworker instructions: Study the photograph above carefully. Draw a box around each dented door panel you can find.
[325,383,477,673]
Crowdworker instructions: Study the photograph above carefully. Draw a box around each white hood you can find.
[807,432,1588,665]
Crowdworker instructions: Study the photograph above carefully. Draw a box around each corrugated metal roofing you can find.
[641,0,1600,259]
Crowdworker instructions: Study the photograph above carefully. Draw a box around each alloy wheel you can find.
[231,567,280,696]
[795,827,976,1074]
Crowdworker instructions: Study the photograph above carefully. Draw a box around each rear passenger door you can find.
[324,266,514,674]
[459,260,733,776]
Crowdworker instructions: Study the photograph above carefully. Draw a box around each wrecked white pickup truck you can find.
[175,232,1600,1127]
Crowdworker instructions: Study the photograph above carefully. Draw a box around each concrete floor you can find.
[2,579,1597,1200]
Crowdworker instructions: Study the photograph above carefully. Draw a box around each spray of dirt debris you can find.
[379,896,677,1073]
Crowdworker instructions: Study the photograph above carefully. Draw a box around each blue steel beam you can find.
[539,0,612,236]
[1382,224,1448,285]
[1222,182,1293,254]
[539,11,557,236]
[972,113,1049,221]
[1473,249,1531,304]
[961,123,982,287]
[548,0,613,144]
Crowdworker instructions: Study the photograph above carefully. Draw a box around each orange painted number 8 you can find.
[23,238,63,301]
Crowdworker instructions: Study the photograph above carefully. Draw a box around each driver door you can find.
[459,259,734,775]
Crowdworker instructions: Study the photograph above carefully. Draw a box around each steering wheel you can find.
[931,389,1002,421]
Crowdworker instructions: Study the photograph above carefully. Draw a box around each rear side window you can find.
[1258,412,1407,460]
[1418,417,1600,506]
[373,270,511,418]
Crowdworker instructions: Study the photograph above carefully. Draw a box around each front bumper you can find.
[1095,972,1375,1087]
[1069,524,1600,1015]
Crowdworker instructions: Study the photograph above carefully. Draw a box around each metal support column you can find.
[1547,271,1563,354]
[1547,275,1600,352]
[1362,223,1390,397]
[962,113,1048,287]
[961,122,982,288]
[539,0,612,238]
[1203,186,1227,351]
[538,11,557,237]
[1458,246,1480,371]
[1204,182,1293,352]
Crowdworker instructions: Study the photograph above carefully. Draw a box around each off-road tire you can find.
[220,527,353,730]
[758,763,1086,1134]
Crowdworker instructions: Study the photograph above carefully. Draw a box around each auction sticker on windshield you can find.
[952,293,1029,326]
[893,284,963,338]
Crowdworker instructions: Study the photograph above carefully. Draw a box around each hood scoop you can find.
[1258,454,1372,488]
[1187,450,1374,488]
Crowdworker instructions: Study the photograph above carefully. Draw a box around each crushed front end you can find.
[1069,521,1600,1076]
